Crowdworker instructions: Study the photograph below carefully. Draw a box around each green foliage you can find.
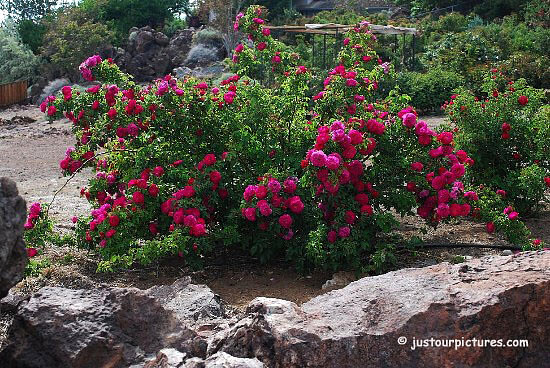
[431,12,469,33]
[0,25,39,83]
[0,0,57,22]
[41,7,114,80]
[23,203,54,250]
[450,255,466,264]
[243,0,292,23]
[162,17,187,38]
[393,0,457,16]
[16,19,47,53]
[446,71,550,215]
[25,258,51,277]
[421,31,500,75]
[311,9,365,25]
[193,28,223,46]
[474,0,531,21]
[474,187,533,248]
[79,0,190,44]
[522,0,550,28]
[397,68,464,112]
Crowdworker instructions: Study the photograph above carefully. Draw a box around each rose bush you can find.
[444,69,550,215]
[237,175,313,263]
[36,6,546,273]
[23,202,52,257]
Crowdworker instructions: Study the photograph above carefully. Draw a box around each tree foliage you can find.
[79,0,190,43]
[41,7,114,80]
[0,24,39,83]
[0,0,57,21]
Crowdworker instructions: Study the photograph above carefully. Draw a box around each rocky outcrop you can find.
[116,26,226,82]
[1,286,193,367]
[147,277,228,326]
[0,277,231,368]
[173,63,227,80]
[35,78,71,105]
[146,351,264,368]
[2,252,548,367]
[30,27,227,102]
[209,251,550,367]
[0,178,27,299]
[117,26,176,81]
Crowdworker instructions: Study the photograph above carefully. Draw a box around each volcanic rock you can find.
[0,178,27,299]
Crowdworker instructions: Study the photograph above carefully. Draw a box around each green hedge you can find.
[397,69,465,113]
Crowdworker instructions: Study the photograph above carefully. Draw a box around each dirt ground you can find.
[1,105,548,310]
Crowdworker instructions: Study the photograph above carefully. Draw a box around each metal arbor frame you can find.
[266,23,418,70]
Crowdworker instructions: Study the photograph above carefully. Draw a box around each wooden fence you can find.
[0,80,28,107]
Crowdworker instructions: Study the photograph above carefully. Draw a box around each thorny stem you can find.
[45,148,138,217]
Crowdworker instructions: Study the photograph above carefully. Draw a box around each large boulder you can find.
[2,251,548,367]
[145,351,264,368]
[121,27,195,81]
[118,26,225,81]
[166,29,194,67]
[209,252,550,367]
[0,277,230,367]
[147,277,227,326]
[0,178,27,299]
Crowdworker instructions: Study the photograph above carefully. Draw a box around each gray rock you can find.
[135,31,155,54]
[172,64,227,80]
[155,32,170,46]
[209,252,550,368]
[204,352,263,368]
[185,44,223,67]
[0,178,27,299]
[183,357,206,368]
[117,26,226,81]
[147,277,226,325]
[167,29,194,66]
[173,67,193,79]
[145,348,187,367]
[502,249,513,256]
[321,271,356,290]
[0,285,198,367]
[0,290,26,313]
[121,27,195,81]
[37,78,70,105]
[153,51,171,75]
[193,64,226,78]
[0,276,236,367]
[181,352,264,368]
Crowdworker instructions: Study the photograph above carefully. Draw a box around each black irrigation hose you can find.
[402,242,522,251]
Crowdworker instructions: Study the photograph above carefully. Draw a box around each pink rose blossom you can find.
[279,214,292,228]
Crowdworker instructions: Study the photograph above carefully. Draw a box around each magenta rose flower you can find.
[278,214,292,228]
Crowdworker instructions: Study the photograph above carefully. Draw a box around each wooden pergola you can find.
[266,23,418,69]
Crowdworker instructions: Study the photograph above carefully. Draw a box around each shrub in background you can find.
[41,7,114,81]
[0,25,39,84]
[420,31,500,75]
[498,53,550,90]
[16,19,47,54]
[445,70,550,215]
[193,28,224,46]
[397,68,464,112]
[162,17,187,38]
[79,0,190,45]
[185,44,221,66]
[41,8,114,79]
